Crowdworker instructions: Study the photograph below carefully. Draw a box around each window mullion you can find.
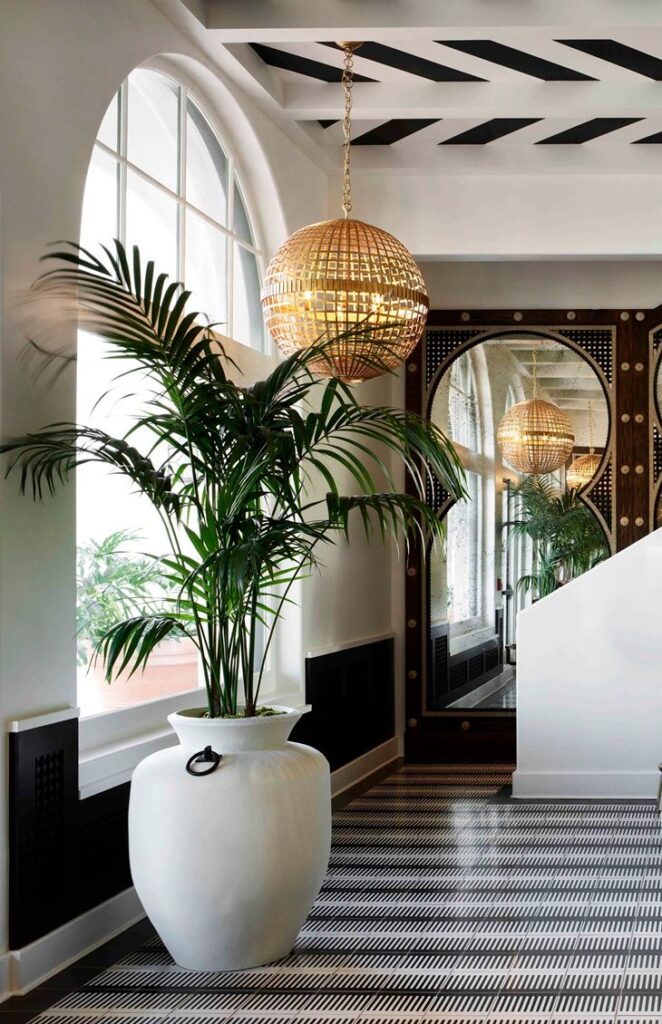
[118,80,128,245]
[227,157,234,339]
[177,85,187,284]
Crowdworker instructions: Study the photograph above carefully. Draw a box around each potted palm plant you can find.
[2,241,466,971]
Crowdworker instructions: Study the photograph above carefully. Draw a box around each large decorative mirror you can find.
[426,332,611,712]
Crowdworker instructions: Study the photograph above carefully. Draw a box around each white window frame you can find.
[91,73,265,348]
[77,68,303,790]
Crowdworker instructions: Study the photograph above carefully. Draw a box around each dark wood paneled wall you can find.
[404,304,661,761]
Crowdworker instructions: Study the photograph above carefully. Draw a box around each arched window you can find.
[81,68,263,346]
[77,68,265,715]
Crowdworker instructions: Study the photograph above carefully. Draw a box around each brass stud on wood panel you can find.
[635,413,644,424]
[621,362,630,371]
[461,312,470,322]
[635,517,645,527]
[620,516,630,526]
[460,720,471,731]
[566,311,576,320]
[407,669,418,680]
[636,311,645,321]
[621,413,630,423]
[408,718,418,728]
[635,362,644,372]
[620,311,630,321]
[407,362,417,373]
[407,618,417,628]
[406,567,417,577]
[621,464,630,474]
[635,464,644,474]
[513,311,523,322]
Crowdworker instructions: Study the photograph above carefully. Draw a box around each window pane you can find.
[186,99,228,225]
[126,169,178,279]
[446,470,482,625]
[97,91,119,151]
[80,146,118,250]
[185,212,228,328]
[233,179,255,245]
[233,244,263,349]
[449,352,480,451]
[127,69,179,191]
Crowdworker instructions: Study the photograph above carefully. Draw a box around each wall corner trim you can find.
[8,706,79,733]
[512,769,659,800]
[305,632,395,660]
[330,736,400,798]
[6,887,144,997]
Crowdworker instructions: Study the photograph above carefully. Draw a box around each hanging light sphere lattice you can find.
[261,217,429,382]
[261,41,429,383]
[566,451,601,490]
[497,398,574,475]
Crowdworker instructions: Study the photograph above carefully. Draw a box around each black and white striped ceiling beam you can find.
[558,39,662,80]
[321,41,485,82]
[352,118,440,145]
[437,40,595,80]
[307,117,662,145]
[251,37,662,88]
[438,118,541,145]
[536,117,643,144]
[249,43,376,82]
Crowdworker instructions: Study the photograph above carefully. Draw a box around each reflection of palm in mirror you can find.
[427,333,610,709]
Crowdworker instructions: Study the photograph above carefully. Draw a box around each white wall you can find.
[348,173,662,261]
[513,529,662,798]
[420,260,662,311]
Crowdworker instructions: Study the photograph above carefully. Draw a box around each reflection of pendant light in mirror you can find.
[567,400,601,489]
[261,43,429,383]
[496,347,574,475]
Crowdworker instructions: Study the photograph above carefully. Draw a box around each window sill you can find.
[79,725,177,799]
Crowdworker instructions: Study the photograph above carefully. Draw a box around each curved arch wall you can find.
[0,0,327,970]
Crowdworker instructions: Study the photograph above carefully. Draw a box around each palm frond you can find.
[4,241,466,714]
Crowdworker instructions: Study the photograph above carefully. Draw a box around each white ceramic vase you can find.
[129,706,331,971]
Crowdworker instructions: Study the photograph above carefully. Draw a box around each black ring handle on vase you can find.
[186,745,222,776]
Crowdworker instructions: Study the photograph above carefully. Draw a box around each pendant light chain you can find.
[341,45,354,218]
[531,347,539,400]
[588,399,594,454]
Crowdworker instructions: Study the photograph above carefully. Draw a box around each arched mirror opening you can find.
[77,68,267,715]
[427,333,611,712]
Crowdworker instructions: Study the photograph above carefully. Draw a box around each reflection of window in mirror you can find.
[429,335,610,671]
[430,349,495,655]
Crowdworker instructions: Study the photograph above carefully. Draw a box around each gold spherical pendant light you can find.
[566,401,600,489]
[261,43,429,383]
[497,349,574,475]
[566,452,601,489]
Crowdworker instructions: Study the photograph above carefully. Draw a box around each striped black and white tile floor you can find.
[25,763,662,1023]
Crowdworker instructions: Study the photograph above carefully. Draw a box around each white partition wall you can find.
[513,529,662,799]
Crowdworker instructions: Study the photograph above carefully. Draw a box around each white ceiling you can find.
[179,0,662,176]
